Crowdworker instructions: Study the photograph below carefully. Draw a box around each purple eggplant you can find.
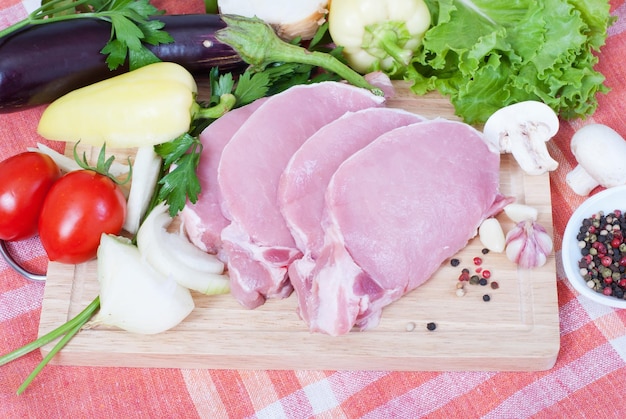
[0,14,244,113]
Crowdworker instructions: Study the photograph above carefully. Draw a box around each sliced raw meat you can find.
[180,99,266,255]
[279,107,425,256]
[218,81,386,309]
[183,78,393,257]
[290,119,509,335]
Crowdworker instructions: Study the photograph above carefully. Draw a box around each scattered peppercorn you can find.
[482,294,491,302]
[426,322,437,331]
[576,210,626,301]
[451,250,500,298]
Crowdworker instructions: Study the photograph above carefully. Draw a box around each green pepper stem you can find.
[215,14,385,97]
[378,31,413,67]
[193,93,237,120]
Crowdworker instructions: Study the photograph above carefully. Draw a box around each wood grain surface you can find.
[38,81,560,371]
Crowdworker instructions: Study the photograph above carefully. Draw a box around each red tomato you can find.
[0,152,61,241]
[38,170,126,264]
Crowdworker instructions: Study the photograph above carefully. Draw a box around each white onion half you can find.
[218,0,329,40]
[91,234,194,334]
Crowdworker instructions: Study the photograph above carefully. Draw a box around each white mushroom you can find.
[566,123,626,196]
[483,101,559,176]
[218,0,329,41]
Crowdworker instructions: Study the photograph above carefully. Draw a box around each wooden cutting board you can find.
[38,82,560,371]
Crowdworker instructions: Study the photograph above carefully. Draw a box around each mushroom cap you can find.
[570,123,626,188]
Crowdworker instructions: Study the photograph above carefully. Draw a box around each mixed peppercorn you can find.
[451,249,496,302]
[576,210,626,300]
[408,250,499,333]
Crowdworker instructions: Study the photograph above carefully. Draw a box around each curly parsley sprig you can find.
[0,0,172,70]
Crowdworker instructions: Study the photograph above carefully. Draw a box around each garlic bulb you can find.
[218,0,329,40]
[505,220,553,269]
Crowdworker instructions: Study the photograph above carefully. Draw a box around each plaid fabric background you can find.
[1,1,625,417]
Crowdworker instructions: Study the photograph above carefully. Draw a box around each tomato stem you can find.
[73,142,132,185]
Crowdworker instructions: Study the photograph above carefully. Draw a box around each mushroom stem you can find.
[508,124,559,175]
[566,165,600,196]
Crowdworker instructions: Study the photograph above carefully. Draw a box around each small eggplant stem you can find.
[216,14,385,97]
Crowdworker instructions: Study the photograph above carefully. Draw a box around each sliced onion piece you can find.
[137,202,230,295]
[123,146,162,235]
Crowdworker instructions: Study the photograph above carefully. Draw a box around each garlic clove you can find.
[505,220,553,269]
[478,218,506,252]
[503,203,539,223]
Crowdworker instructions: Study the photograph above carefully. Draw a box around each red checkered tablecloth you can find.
[1,1,626,417]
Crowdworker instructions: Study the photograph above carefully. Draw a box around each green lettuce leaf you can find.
[408,0,614,123]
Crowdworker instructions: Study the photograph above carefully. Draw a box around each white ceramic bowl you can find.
[562,185,626,309]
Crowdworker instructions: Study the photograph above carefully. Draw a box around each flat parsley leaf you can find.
[18,0,173,71]
[154,134,203,216]
[234,71,271,106]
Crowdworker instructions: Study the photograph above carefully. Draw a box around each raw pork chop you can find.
[180,99,266,254]
[279,107,425,256]
[218,81,385,309]
[289,119,508,335]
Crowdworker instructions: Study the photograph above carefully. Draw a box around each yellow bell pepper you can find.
[37,62,234,148]
[328,0,431,78]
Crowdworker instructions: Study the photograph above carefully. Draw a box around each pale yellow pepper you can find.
[328,0,431,78]
[37,62,233,148]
